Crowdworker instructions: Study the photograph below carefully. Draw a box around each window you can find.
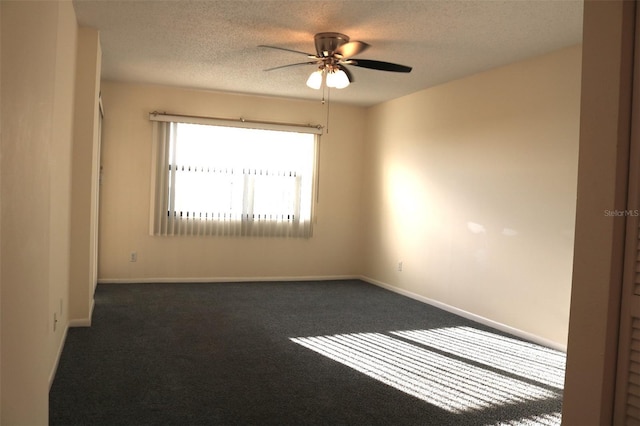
[149,114,320,237]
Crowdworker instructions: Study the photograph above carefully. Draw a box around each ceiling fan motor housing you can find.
[314,32,350,57]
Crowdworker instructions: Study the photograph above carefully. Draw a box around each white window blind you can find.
[149,114,320,237]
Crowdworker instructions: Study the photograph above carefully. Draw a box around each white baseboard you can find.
[48,324,69,390]
[360,275,567,352]
[69,318,92,327]
[68,298,94,327]
[98,275,360,284]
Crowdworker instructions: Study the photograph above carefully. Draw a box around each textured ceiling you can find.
[73,0,584,107]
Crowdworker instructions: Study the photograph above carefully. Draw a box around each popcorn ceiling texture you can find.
[73,0,583,107]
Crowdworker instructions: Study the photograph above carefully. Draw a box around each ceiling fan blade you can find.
[350,59,412,73]
[258,45,316,58]
[335,41,370,59]
[264,61,319,72]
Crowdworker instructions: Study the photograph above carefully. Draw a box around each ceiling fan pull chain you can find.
[325,87,331,134]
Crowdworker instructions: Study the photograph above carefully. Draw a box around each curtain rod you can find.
[149,111,324,135]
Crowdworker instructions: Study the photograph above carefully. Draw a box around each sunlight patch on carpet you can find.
[490,411,562,425]
[291,330,562,415]
[391,327,565,389]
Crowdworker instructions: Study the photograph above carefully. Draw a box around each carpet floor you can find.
[49,280,565,425]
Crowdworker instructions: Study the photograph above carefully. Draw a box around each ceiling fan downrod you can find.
[314,32,350,57]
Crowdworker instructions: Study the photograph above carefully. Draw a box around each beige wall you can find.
[70,27,102,326]
[48,0,78,384]
[98,83,366,281]
[361,45,582,348]
[1,1,78,423]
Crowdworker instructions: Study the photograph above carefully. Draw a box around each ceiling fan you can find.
[259,32,412,90]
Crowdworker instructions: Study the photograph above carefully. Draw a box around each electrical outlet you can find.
[130,251,137,262]
[397,261,403,272]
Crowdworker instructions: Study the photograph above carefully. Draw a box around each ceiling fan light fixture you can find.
[306,69,323,90]
[326,68,350,89]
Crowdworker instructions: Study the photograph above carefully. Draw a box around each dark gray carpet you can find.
[49,280,563,425]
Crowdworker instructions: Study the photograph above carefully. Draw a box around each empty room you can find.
[2,0,637,425]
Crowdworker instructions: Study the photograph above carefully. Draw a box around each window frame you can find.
[149,113,322,238]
